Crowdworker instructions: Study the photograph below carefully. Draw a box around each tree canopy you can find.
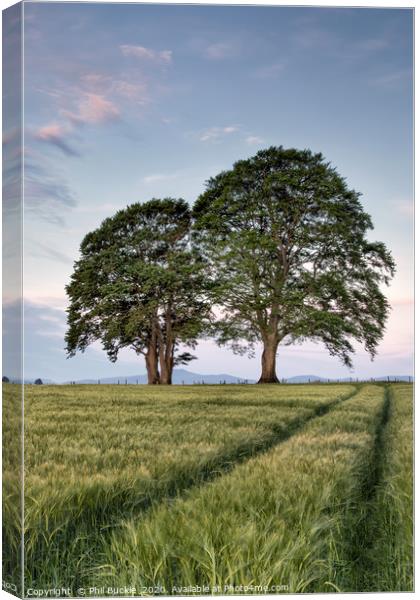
[66,198,211,384]
[193,146,395,383]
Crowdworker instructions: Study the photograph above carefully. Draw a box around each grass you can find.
[349,384,413,591]
[1,382,413,594]
[21,383,354,589]
[92,384,387,594]
[2,384,22,596]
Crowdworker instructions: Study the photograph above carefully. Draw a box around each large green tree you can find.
[193,146,395,383]
[66,199,211,384]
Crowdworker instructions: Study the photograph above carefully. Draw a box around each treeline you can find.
[66,146,395,384]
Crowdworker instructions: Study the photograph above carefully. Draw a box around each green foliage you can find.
[65,199,212,383]
[193,146,395,374]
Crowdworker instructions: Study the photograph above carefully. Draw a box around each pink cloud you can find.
[80,73,111,88]
[79,72,148,104]
[113,80,148,102]
[63,93,120,125]
[34,122,79,156]
[120,44,172,64]
[36,123,67,141]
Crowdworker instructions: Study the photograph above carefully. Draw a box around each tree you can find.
[34,378,43,385]
[2,376,10,383]
[65,199,211,384]
[193,146,395,383]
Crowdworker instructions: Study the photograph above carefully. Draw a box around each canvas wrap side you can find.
[2,2,23,597]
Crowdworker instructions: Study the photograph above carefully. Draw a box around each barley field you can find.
[2,382,413,595]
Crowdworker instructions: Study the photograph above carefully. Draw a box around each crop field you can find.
[2,383,413,594]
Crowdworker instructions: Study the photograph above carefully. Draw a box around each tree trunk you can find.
[160,361,172,385]
[159,309,174,385]
[145,348,160,384]
[257,336,280,384]
[159,341,174,385]
[145,330,160,384]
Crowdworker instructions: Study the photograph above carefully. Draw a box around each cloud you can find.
[25,160,77,226]
[78,73,113,94]
[142,173,177,184]
[204,42,237,60]
[63,93,120,125]
[199,125,239,142]
[159,50,173,64]
[29,240,73,265]
[31,56,162,164]
[370,68,412,88]
[245,135,265,145]
[79,73,147,100]
[254,62,285,79]
[2,127,22,212]
[113,80,148,102]
[34,85,125,159]
[73,202,119,215]
[120,44,172,64]
[35,122,80,157]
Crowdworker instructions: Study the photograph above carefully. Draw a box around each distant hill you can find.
[286,375,326,383]
[64,369,253,385]
[61,370,413,385]
[171,369,252,384]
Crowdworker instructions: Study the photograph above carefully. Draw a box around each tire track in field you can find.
[114,385,362,520]
[81,385,362,543]
[49,386,363,533]
[338,384,392,591]
[26,386,364,588]
[85,385,362,585]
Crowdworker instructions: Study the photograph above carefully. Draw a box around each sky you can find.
[4,2,413,382]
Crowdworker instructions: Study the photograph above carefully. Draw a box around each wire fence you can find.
[5,375,413,385]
